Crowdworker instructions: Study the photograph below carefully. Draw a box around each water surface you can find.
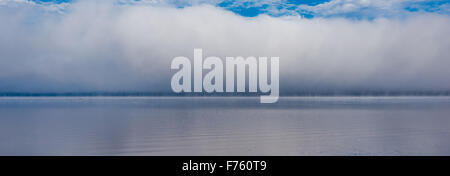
[0,96,450,155]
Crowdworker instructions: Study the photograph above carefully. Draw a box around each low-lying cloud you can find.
[0,1,449,94]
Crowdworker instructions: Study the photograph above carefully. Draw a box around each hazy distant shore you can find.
[1,91,450,97]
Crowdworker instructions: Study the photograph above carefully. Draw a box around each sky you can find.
[0,0,450,94]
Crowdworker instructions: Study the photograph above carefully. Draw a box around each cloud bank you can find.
[0,1,450,94]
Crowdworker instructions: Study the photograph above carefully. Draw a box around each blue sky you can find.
[28,0,450,18]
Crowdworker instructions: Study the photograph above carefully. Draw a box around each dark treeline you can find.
[1,91,450,96]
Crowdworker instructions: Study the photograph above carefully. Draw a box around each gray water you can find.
[0,96,450,155]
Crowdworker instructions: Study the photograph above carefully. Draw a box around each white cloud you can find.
[0,0,69,11]
[0,1,449,93]
[296,0,443,18]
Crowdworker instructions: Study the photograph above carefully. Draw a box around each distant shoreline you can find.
[1,92,450,97]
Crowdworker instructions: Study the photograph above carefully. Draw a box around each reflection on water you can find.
[0,96,450,155]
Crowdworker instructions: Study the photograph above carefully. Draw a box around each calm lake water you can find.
[0,96,450,155]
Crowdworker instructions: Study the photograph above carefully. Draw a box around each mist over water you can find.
[1,1,450,156]
[1,96,450,155]
[0,1,450,94]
